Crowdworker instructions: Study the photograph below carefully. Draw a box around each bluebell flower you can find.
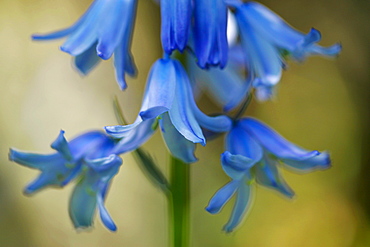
[160,0,191,54]
[206,117,331,232]
[193,0,228,68]
[228,1,341,100]
[9,127,153,231]
[32,0,138,90]
[105,57,232,163]
[206,151,255,233]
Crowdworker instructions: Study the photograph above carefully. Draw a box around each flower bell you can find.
[32,0,138,90]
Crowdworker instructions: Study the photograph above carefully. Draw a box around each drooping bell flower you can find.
[9,125,154,231]
[206,117,330,232]
[32,0,138,90]
[228,1,341,100]
[105,57,232,163]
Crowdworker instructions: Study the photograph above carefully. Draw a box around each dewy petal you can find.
[160,0,191,53]
[206,180,240,214]
[226,124,263,162]
[221,151,254,180]
[159,113,197,163]
[282,151,331,172]
[139,58,176,120]
[223,182,252,233]
[74,42,101,75]
[255,154,295,198]
[193,0,228,68]
[235,6,282,101]
[169,61,205,144]
[241,118,321,160]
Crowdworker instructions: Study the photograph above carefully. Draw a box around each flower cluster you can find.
[10,0,340,232]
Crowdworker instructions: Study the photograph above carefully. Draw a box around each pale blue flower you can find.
[206,151,254,233]
[32,0,138,90]
[207,117,331,232]
[105,57,232,163]
[229,1,341,100]
[9,127,153,231]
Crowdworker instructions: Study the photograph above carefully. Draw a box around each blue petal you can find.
[111,119,156,155]
[9,149,58,170]
[160,0,191,53]
[97,187,117,231]
[169,61,205,144]
[113,1,138,90]
[221,151,254,180]
[255,154,295,198]
[206,180,240,214]
[95,1,127,60]
[238,2,303,50]
[239,2,341,60]
[235,6,282,100]
[69,174,97,229]
[105,117,143,139]
[193,0,228,68]
[226,123,263,162]
[159,113,197,163]
[24,173,55,194]
[282,151,331,172]
[51,130,73,161]
[60,0,106,56]
[31,0,102,41]
[70,155,122,231]
[139,58,176,120]
[241,118,321,160]
[223,182,252,233]
[74,42,101,75]
[188,57,248,112]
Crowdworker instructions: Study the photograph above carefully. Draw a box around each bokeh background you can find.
[0,0,369,246]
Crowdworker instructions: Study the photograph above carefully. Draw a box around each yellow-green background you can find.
[0,0,369,246]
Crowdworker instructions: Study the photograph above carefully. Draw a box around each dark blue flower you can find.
[160,0,192,54]
[9,127,152,231]
[105,57,232,163]
[32,0,138,90]
[206,117,331,232]
[229,1,341,100]
[193,0,229,68]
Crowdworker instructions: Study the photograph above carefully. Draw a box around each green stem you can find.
[169,156,190,247]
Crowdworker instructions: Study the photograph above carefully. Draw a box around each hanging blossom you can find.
[32,0,138,90]
[9,123,154,231]
[197,0,341,102]
[105,57,232,163]
[206,117,331,232]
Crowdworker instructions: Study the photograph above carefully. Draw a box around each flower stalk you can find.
[169,156,190,247]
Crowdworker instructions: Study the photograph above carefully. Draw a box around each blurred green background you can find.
[0,0,369,246]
